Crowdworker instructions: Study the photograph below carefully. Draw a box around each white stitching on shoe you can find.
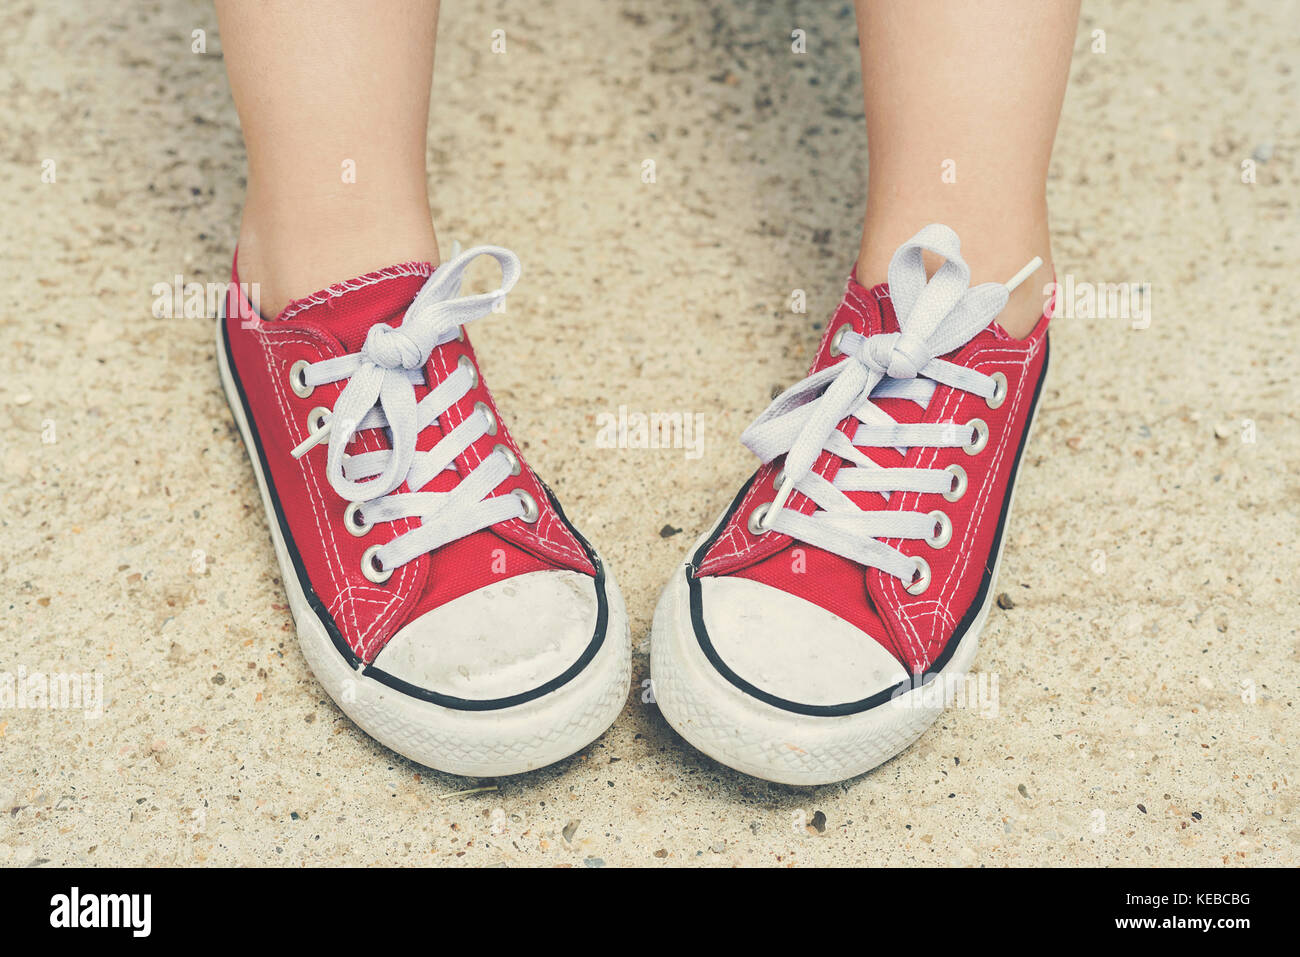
[256,330,356,635]
[256,327,418,658]
[276,261,433,323]
[428,342,587,566]
[877,341,1040,668]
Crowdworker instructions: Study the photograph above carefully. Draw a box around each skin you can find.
[216,0,1080,335]
[215,0,442,319]
[854,0,1081,337]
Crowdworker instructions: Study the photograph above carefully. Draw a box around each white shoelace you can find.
[289,246,528,580]
[740,224,1040,589]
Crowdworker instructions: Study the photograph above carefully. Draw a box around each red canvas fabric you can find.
[698,272,1050,675]
[224,258,593,663]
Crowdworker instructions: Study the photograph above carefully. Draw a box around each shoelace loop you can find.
[288,245,529,578]
[739,223,1041,586]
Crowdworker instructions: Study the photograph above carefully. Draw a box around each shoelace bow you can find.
[290,246,528,578]
[740,224,1040,587]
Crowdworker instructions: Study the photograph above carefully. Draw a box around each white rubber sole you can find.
[217,320,631,777]
[651,415,1038,787]
[651,544,992,786]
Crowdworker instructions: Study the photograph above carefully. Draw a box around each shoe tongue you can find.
[277,262,434,353]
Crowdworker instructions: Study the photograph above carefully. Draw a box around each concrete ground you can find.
[0,0,1295,867]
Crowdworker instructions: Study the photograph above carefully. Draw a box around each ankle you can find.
[236,203,439,319]
[856,216,1052,339]
[999,265,1052,338]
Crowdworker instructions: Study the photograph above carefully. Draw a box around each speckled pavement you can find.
[1,0,1295,866]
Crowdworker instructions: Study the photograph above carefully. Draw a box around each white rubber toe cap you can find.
[370,569,600,702]
[698,576,909,708]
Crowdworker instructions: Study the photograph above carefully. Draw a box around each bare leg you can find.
[854,0,1079,337]
[215,0,441,318]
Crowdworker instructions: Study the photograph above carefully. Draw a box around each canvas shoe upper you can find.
[218,246,630,776]
[650,224,1050,784]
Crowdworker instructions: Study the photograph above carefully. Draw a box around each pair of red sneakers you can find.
[218,225,1049,784]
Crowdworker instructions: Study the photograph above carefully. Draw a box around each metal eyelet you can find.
[925,510,952,549]
[360,545,392,584]
[455,326,466,343]
[748,502,772,535]
[494,443,521,476]
[905,556,931,596]
[943,464,968,503]
[963,418,989,455]
[306,406,332,441]
[458,354,479,390]
[474,401,498,436]
[344,502,371,538]
[512,488,539,523]
[829,323,852,358]
[772,468,785,490]
[985,372,1008,410]
[289,359,314,398]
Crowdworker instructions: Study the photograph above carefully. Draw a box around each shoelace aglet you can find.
[1004,256,1044,294]
[290,417,332,459]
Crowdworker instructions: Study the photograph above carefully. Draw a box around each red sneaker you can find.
[218,246,630,776]
[651,225,1050,784]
